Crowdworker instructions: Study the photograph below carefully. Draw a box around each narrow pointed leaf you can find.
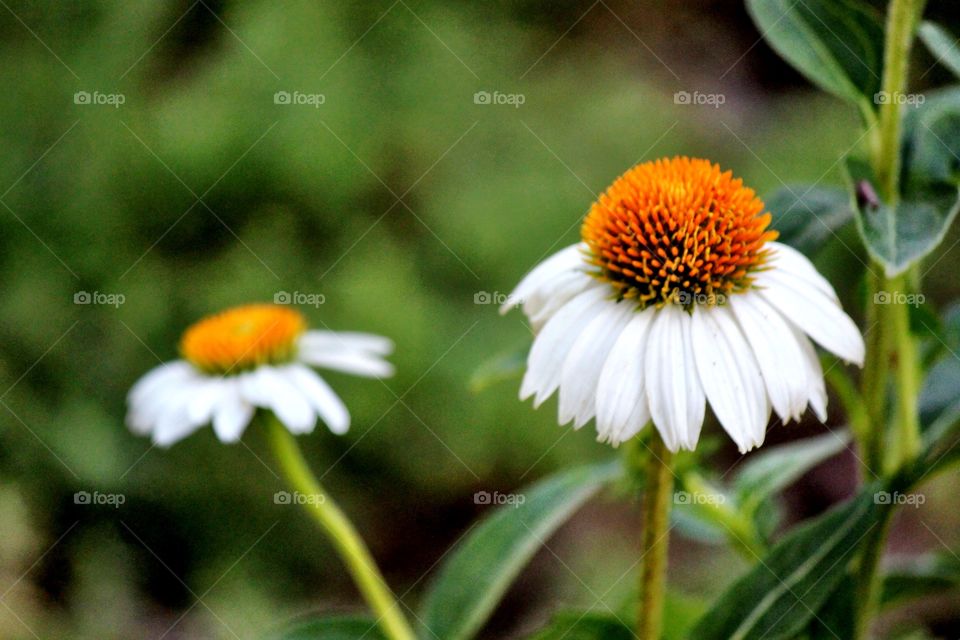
[418,460,621,640]
[689,485,887,640]
[734,431,850,513]
[919,22,960,79]
[882,553,960,605]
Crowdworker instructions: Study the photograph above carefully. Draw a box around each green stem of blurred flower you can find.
[266,416,417,640]
[638,433,674,640]
[856,1,926,638]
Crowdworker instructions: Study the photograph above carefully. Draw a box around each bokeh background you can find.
[1,1,959,638]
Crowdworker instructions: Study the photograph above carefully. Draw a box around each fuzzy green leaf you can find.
[745,0,883,107]
[846,157,960,277]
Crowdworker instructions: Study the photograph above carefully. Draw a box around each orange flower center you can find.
[581,156,777,309]
[180,304,306,374]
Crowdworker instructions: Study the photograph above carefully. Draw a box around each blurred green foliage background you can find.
[0,1,958,638]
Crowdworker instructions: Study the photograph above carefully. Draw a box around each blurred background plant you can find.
[0,1,958,638]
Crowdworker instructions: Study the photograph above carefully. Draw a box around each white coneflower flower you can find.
[502,157,864,453]
[126,304,393,446]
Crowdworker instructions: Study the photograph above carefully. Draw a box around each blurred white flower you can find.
[502,157,864,453]
[126,304,393,446]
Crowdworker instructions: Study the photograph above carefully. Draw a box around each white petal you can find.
[596,310,656,445]
[185,379,227,425]
[212,381,254,443]
[766,242,839,301]
[298,348,394,378]
[151,387,204,447]
[521,286,610,406]
[128,361,194,405]
[283,364,350,435]
[691,305,769,453]
[240,366,316,434]
[526,272,600,330]
[127,369,204,435]
[729,292,811,423]
[500,243,588,314]
[792,326,828,421]
[757,270,865,366]
[299,331,394,356]
[645,305,705,452]
[558,299,634,427]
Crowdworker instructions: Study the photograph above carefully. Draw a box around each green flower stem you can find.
[875,0,926,203]
[266,417,417,640]
[856,2,926,638]
[885,273,922,471]
[638,433,674,640]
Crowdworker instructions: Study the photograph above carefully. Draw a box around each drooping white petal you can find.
[691,304,769,453]
[185,379,227,426]
[526,271,600,330]
[240,366,316,434]
[127,367,206,435]
[645,305,705,452]
[595,310,656,445]
[128,361,195,405]
[729,292,811,423]
[298,347,395,378]
[151,384,205,447]
[500,243,588,314]
[558,299,634,428]
[791,326,829,421]
[757,268,865,366]
[521,286,610,406]
[766,242,839,301]
[283,363,351,435]
[212,381,254,443]
[299,331,394,356]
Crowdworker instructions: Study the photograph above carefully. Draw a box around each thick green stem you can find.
[860,270,889,476]
[855,2,926,638]
[266,418,417,640]
[874,0,925,203]
[638,434,674,640]
[885,274,922,471]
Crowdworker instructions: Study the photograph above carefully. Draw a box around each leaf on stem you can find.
[745,0,884,109]
[918,22,960,80]
[418,460,621,640]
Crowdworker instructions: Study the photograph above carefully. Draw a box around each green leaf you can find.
[469,346,528,393]
[846,157,960,277]
[418,460,621,640]
[525,612,634,640]
[764,186,854,256]
[734,432,850,514]
[919,22,960,80]
[689,486,886,640]
[919,356,960,446]
[882,553,960,606]
[745,0,883,108]
[806,575,855,640]
[268,616,385,640]
[902,87,960,187]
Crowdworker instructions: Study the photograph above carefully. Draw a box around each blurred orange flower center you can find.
[581,156,777,309]
[180,304,306,374]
